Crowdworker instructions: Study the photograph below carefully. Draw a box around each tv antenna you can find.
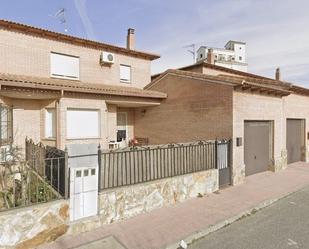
[183,43,196,63]
[49,8,68,33]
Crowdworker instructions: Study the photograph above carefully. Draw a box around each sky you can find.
[0,0,309,86]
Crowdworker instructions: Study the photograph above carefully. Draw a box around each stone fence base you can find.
[98,169,218,225]
[68,169,219,235]
[0,169,218,248]
[0,200,69,249]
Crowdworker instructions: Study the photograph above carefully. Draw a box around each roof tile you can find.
[0,73,167,99]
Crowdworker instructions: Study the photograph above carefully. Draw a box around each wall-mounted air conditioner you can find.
[100,52,115,65]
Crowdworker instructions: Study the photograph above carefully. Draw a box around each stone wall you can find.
[271,149,288,172]
[99,169,218,225]
[0,170,218,248]
[0,200,69,249]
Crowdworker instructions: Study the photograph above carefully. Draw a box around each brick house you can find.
[1,19,308,188]
[134,62,309,185]
[0,20,166,152]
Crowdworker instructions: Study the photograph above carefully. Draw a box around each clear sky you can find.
[1,0,308,86]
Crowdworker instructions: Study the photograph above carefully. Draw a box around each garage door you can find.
[244,121,273,176]
[286,119,305,164]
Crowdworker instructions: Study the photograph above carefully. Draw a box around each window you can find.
[117,112,127,142]
[76,170,82,177]
[50,52,79,80]
[239,56,242,61]
[218,54,225,61]
[66,109,99,139]
[45,109,56,138]
[91,169,96,175]
[120,65,131,83]
[84,169,89,177]
[0,105,13,145]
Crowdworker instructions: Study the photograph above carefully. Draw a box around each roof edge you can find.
[146,69,239,90]
[179,62,270,80]
[0,73,167,99]
[0,19,160,61]
[146,69,309,97]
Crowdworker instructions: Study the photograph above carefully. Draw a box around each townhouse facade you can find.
[0,20,166,152]
[0,19,308,188]
[1,19,309,248]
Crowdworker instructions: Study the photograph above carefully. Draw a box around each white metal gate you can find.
[70,167,98,221]
[68,144,99,221]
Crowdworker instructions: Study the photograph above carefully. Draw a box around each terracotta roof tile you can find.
[178,61,271,80]
[146,69,292,96]
[0,73,167,99]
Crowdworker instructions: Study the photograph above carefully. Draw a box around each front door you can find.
[244,121,273,176]
[286,119,305,164]
[70,167,98,221]
[117,112,127,143]
[218,140,231,187]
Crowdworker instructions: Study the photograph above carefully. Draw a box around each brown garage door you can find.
[244,121,273,176]
[286,119,305,164]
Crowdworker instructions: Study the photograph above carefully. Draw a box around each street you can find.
[189,186,309,249]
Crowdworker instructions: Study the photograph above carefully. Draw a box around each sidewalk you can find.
[42,162,309,249]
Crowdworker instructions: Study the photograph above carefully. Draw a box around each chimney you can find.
[207,48,215,64]
[275,67,281,81]
[127,28,135,50]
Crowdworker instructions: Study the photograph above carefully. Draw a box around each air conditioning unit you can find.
[100,52,115,65]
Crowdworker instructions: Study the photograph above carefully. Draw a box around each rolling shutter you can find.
[67,109,99,139]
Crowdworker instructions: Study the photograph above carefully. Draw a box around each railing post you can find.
[228,139,233,185]
[64,146,69,199]
[98,144,102,191]
[215,139,218,169]
[25,137,28,162]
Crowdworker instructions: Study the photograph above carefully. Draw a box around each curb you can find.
[164,189,301,249]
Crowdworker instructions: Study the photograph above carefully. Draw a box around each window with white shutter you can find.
[66,109,100,139]
[50,52,80,80]
[120,65,131,83]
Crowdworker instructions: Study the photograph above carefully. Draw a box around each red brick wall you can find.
[134,74,233,144]
[0,28,151,89]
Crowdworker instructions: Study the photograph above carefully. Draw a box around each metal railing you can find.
[25,138,68,198]
[0,164,62,211]
[98,140,230,191]
[0,138,70,211]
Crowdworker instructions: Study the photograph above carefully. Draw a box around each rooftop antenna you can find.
[183,43,196,63]
[49,8,68,33]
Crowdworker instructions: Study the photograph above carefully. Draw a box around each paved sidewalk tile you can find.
[41,162,309,249]
[73,236,127,249]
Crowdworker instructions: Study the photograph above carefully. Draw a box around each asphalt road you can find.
[189,186,309,249]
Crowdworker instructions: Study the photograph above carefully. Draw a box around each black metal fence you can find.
[25,138,68,198]
[98,140,231,191]
[0,138,68,211]
[0,164,62,211]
